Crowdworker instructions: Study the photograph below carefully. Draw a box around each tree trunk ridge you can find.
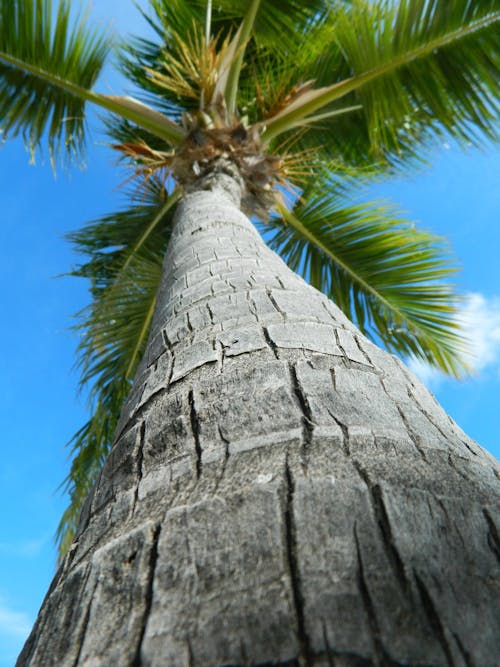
[18,170,500,666]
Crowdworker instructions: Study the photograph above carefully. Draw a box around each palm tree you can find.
[2,0,499,664]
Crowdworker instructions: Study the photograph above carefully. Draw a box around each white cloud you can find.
[461,292,500,371]
[408,292,500,387]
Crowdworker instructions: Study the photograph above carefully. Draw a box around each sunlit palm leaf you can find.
[0,0,110,163]
[0,0,185,166]
[262,0,500,162]
[265,173,466,376]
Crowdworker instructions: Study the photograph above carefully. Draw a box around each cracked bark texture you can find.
[18,169,500,666]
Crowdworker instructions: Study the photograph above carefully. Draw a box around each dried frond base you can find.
[172,124,282,218]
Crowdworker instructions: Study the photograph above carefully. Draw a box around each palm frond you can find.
[262,0,500,162]
[0,0,110,164]
[144,24,235,117]
[264,173,467,377]
[56,393,125,558]
[146,0,329,51]
[57,179,178,555]
[119,0,330,121]
[0,1,185,167]
[103,115,169,154]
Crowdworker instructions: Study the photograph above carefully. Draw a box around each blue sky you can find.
[0,2,499,664]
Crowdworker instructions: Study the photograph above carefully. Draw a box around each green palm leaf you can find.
[0,0,110,163]
[262,0,500,162]
[0,0,185,166]
[57,179,178,554]
[265,173,467,376]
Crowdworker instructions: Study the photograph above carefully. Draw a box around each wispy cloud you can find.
[409,292,500,387]
[0,535,48,558]
[0,596,33,667]
[0,600,32,638]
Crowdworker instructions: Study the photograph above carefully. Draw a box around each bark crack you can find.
[376,376,428,462]
[188,389,203,479]
[213,424,230,494]
[206,301,215,325]
[413,571,454,667]
[262,326,280,359]
[217,339,226,373]
[353,335,374,366]
[453,632,476,667]
[113,388,168,447]
[276,276,286,290]
[132,421,146,515]
[327,409,350,457]
[353,524,393,666]
[245,290,260,323]
[372,485,410,596]
[353,462,411,598]
[446,451,470,483]
[284,461,312,666]
[353,461,411,597]
[482,508,500,564]
[61,538,80,577]
[429,492,452,525]
[253,658,301,666]
[334,329,351,368]
[239,637,249,665]
[289,364,314,461]
[322,620,335,667]
[246,291,259,320]
[321,300,335,321]
[459,438,478,457]
[394,403,428,462]
[162,330,175,386]
[267,289,286,318]
[406,386,481,461]
[132,524,161,667]
[407,388,448,438]
[72,567,97,667]
[186,638,195,667]
[330,368,337,391]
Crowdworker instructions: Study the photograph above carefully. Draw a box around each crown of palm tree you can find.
[1,0,498,555]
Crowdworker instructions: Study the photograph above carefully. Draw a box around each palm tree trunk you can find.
[18,164,500,667]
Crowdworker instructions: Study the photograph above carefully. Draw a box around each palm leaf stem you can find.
[286,104,363,130]
[262,12,499,141]
[205,0,212,43]
[124,290,157,380]
[0,51,185,144]
[199,0,213,110]
[224,0,261,116]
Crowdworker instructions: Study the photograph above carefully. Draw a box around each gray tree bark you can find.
[18,167,500,666]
